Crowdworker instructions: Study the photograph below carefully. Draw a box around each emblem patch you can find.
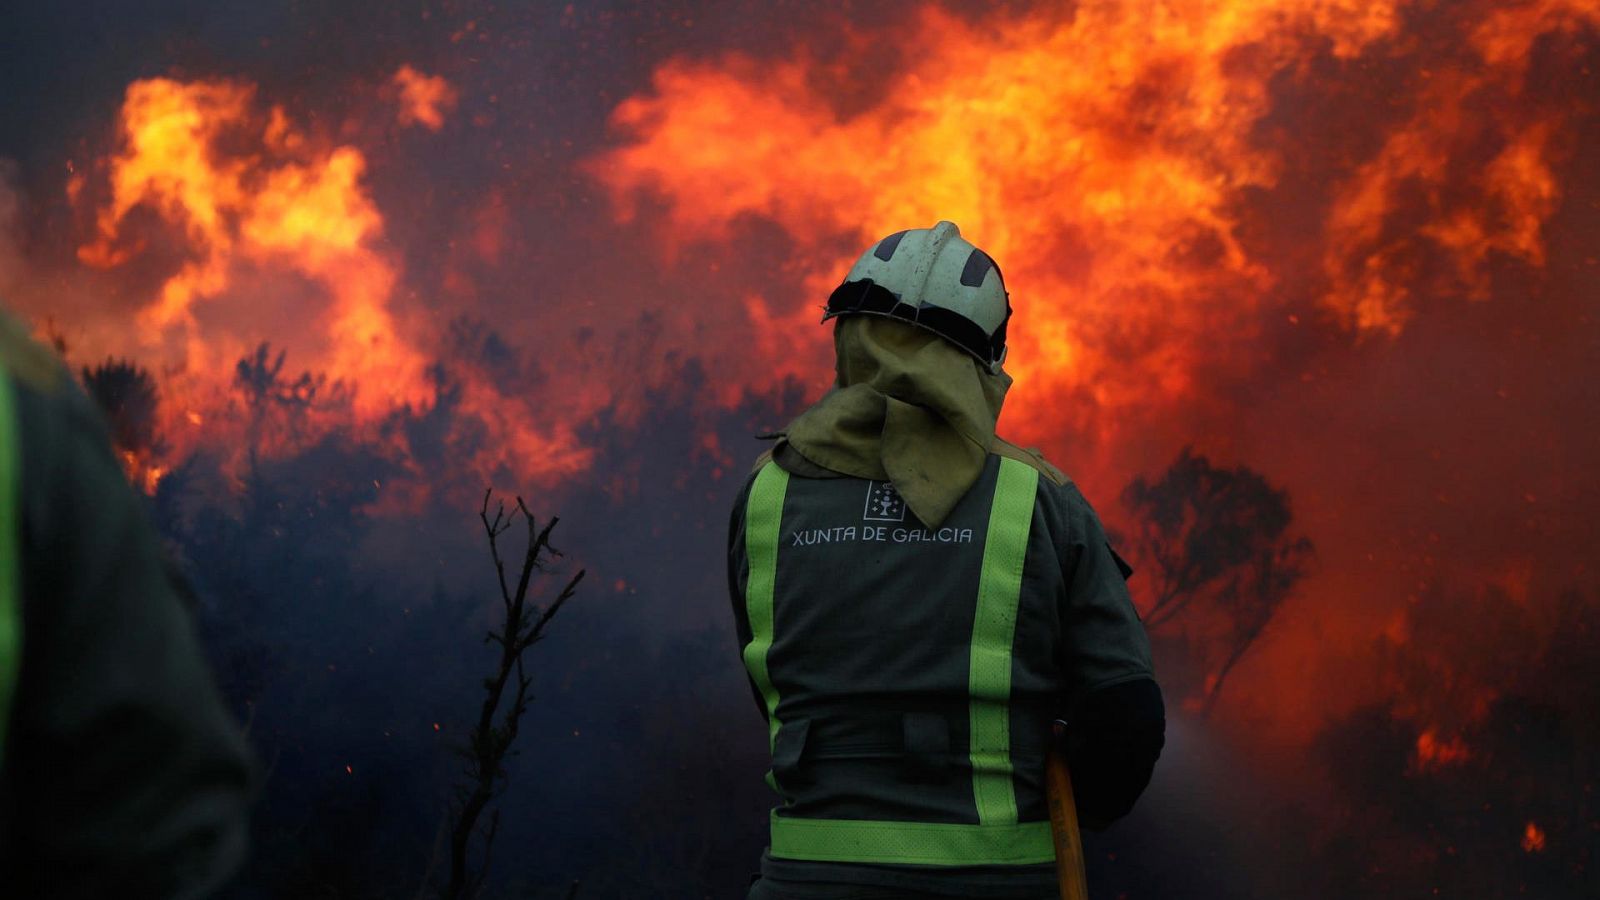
[863,480,907,522]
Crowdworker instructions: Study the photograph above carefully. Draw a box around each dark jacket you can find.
[728,441,1164,898]
[0,315,254,899]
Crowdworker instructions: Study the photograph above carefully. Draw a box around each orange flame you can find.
[115,448,166,495]
[70,75,590,491]
[79,77,426,416]
[1521,821,1546,853]
[1319,1,1590,335]
[582,1,1599,742]
[589,1,1598,449]
[11,2,1594,730]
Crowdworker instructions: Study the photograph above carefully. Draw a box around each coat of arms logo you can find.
[863,480,907,522]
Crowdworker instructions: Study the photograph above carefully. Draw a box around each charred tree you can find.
[81,357,162,458]
[233,342,325,412]
[1121,447,1313,713]
[439,491,585,900]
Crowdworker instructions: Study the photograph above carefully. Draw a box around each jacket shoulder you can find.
[993,437,1070,487]
[747,447,775,476]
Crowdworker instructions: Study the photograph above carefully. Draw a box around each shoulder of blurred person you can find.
[0,308,256,898]
[0,313,66,396]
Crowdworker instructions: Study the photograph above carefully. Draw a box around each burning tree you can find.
[436,491,585,900]
[1121,447,1314,712]
[81,357,162,457]
[234,342,328,413]
[232,341,354,458]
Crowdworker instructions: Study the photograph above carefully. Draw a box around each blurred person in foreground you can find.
[728,222,1165,899]
[0,311,253,898]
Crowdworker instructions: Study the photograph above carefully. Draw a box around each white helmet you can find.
[823,220,1011,372]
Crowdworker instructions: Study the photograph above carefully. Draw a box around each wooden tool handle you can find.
[1045,746,1090,900]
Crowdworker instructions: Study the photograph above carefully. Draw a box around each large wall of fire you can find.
[2,0,1596,846]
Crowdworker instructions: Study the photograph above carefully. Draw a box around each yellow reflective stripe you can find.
[0,366,20,764]
[742,462,790,757]
[771,811,1055,866]
[968,457,1038,825]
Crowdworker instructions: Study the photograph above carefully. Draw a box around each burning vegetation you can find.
[0,0,1595,896]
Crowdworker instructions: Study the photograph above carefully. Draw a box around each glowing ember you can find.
[1412,728,1473,772]
[1521,821,1546,853]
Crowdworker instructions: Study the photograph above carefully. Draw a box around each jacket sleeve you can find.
[5,366,255,899]
[1052,483,1165,830]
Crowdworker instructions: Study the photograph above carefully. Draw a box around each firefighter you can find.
[728,222,1165,898]
[0,311,253,898]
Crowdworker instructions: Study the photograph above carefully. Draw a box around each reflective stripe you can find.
[742,462,790,759]
[0,367,19,764]
[968,457,1038,824]
[770,811,1055,866]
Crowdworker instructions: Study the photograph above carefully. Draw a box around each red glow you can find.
[65,75,592,494]
[1522,821,1546,853]
[1412,728,1473,773]
[590,1,1596,450]
[393,65,457,132]
[7,0,1595,758]
[585,0,1600,742]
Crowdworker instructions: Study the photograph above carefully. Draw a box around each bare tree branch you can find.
[439,492,585,900]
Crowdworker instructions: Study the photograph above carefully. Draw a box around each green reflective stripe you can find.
[742,462,790,756]
[770,811,1055,866]
[968,457,1039,825]
[0,368,19,764]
